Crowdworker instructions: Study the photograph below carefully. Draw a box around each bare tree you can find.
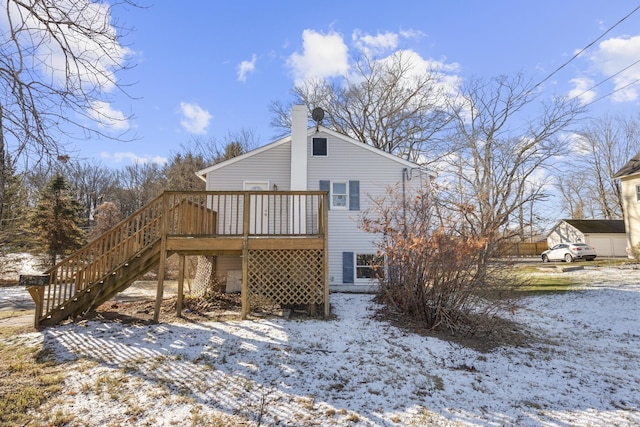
[185,129,259,166]
[113,162,163,217]
[271,50,454,164]
[441,74,584,256]
[566,114,640,219]
[556,175,589,219]
[515,170,551,241]
[89,201,122,240]
[163,152,207,191]
[65,159,117,226]
[0,0,136,229]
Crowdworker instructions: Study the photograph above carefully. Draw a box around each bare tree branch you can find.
[271,50,455,166]
[0,0,138,228]
[441,74,584,247]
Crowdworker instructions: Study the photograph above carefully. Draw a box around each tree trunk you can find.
[0,104,5,231]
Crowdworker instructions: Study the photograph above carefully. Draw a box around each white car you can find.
[541,243,597,263]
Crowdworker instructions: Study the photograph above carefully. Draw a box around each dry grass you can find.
[0,339,66,426]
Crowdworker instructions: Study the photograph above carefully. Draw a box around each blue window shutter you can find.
[349,180,360,211]
[343,252,354,283]
[320,180,330,210]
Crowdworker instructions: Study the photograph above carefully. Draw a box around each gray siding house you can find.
[197,106,433,292]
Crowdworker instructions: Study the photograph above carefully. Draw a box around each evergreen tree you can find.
[0,154,30,250]
[29,175,86,266]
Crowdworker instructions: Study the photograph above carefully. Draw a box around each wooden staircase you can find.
[24,194,168,327]
[39,240,162,326]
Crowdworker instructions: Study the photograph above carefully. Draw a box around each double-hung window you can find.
[331,182,348,209]
[356,254,382,279]
[319,180,359,211]
[343,252,383,283]
[636,184,640,202]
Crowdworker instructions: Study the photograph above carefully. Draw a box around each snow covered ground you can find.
[2,266,640,426]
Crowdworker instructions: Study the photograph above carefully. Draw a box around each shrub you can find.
[361,184,519,336]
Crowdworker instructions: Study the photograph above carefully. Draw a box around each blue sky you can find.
[70,0,640,167]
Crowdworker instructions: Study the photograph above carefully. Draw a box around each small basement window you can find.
[312,137,327,156]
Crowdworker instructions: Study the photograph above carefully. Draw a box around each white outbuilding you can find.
[547,219,627,258]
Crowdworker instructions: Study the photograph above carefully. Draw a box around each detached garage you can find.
[547,220,627,258]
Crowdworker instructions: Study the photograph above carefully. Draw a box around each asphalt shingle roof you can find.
[613,150,640,178]
[562,219,626,234]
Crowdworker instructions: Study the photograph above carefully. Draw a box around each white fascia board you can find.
[313,125,437,179]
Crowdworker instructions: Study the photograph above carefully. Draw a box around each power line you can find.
[583,76,640,107]
[533,4,640,91]
[570,57,640,102]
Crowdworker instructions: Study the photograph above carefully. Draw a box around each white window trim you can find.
[636,184,640,202]
[355,253,381,282]
[331,181,349,210]
[243,181,270,191]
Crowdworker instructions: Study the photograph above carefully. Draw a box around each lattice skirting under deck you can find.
[247,249,325,306]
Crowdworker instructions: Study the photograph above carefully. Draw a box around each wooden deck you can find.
[23,191,329,327]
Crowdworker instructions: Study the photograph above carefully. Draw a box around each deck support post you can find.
[322,192,330,318]
[241,193,250,319]
[21,275,50,328]
[154,194,170,323]
[154,237,167,323]
[27,285,45,328]
[176,254,185,317]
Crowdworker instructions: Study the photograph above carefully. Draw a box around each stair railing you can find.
[31,194,166,320]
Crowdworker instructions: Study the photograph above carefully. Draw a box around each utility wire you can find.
[533,3,640,91]
[570,57,640,102]
[583,76,640,107]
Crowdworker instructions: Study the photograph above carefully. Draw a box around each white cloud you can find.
[399,28,426,41]
[375,49,462,97]
[0,0,134,136]
[238,54,257,82]
[568,77,597,105]
[100,151,167,165]
[587,35,640,102]
[353,29,426,57]
[2,0,132,93]
[353,30,398,56]
[286,28,462,110]
[287,29,349,83]
[87,101,129,131]
[179,102,212,135]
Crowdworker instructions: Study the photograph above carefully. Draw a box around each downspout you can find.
[402,168,407,238]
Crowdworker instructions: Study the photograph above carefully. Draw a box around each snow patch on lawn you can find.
[5,266,635,426]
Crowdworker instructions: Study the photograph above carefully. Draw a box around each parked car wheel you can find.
[542,254,549,262]
[564,253,573,263]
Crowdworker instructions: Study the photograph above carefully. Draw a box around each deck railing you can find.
[26,191,327,325]
[163,191,325,237]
